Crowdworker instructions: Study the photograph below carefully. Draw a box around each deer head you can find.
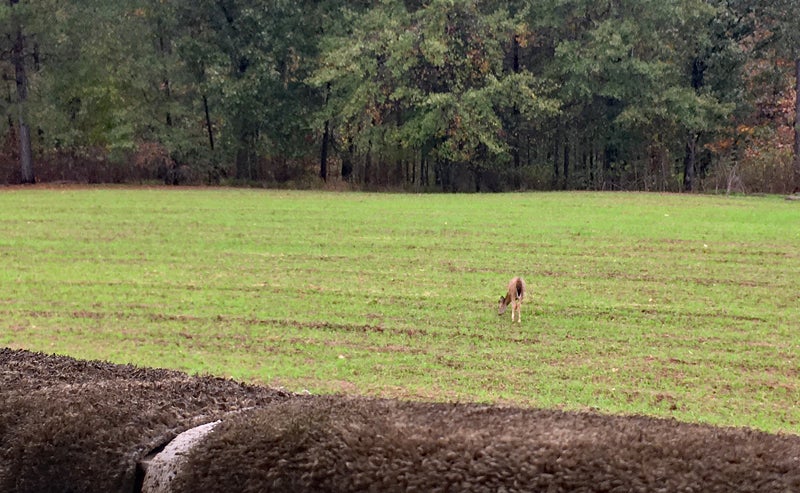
[498,296,508,315]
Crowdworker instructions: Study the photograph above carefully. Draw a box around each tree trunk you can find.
[235,133,255,181]
[683,134,697,192]
[320,119,330,182]
[563,140,570,190]
[319,83,331,182]
[17,122,32,183]
[11,6,33,184]
[684,54,705,194]
[552,123,560,187]
[341,142,353,181]
[156,19,173,127]
[793,57,800,192]
[511,35,521,189]
[203,94,214,150]
[364,140,372,185]
[235,147,250,181]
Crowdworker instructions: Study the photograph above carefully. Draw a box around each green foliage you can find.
[0,0,794,190]
[314,0,557,180]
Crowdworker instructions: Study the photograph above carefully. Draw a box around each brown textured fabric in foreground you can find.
[0,348,291,493]
[2,348,800,493]
[176,396,800,493]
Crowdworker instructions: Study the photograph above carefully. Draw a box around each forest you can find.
[0,0,798,192]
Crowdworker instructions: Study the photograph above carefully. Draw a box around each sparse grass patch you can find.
[1,187,798,432]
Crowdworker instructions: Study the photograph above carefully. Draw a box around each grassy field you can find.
[1,187,798,433]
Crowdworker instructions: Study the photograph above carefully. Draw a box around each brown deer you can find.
[498,276,526,322]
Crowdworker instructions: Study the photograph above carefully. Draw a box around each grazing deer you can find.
[498,276,526,322]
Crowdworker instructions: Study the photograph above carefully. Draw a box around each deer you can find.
[498,276,526,323]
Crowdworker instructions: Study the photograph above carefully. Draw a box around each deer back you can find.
[508,276,525,301]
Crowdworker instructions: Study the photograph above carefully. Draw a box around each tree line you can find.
[1,0,798,192]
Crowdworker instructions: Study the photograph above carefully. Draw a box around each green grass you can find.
[1,187,799,432]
